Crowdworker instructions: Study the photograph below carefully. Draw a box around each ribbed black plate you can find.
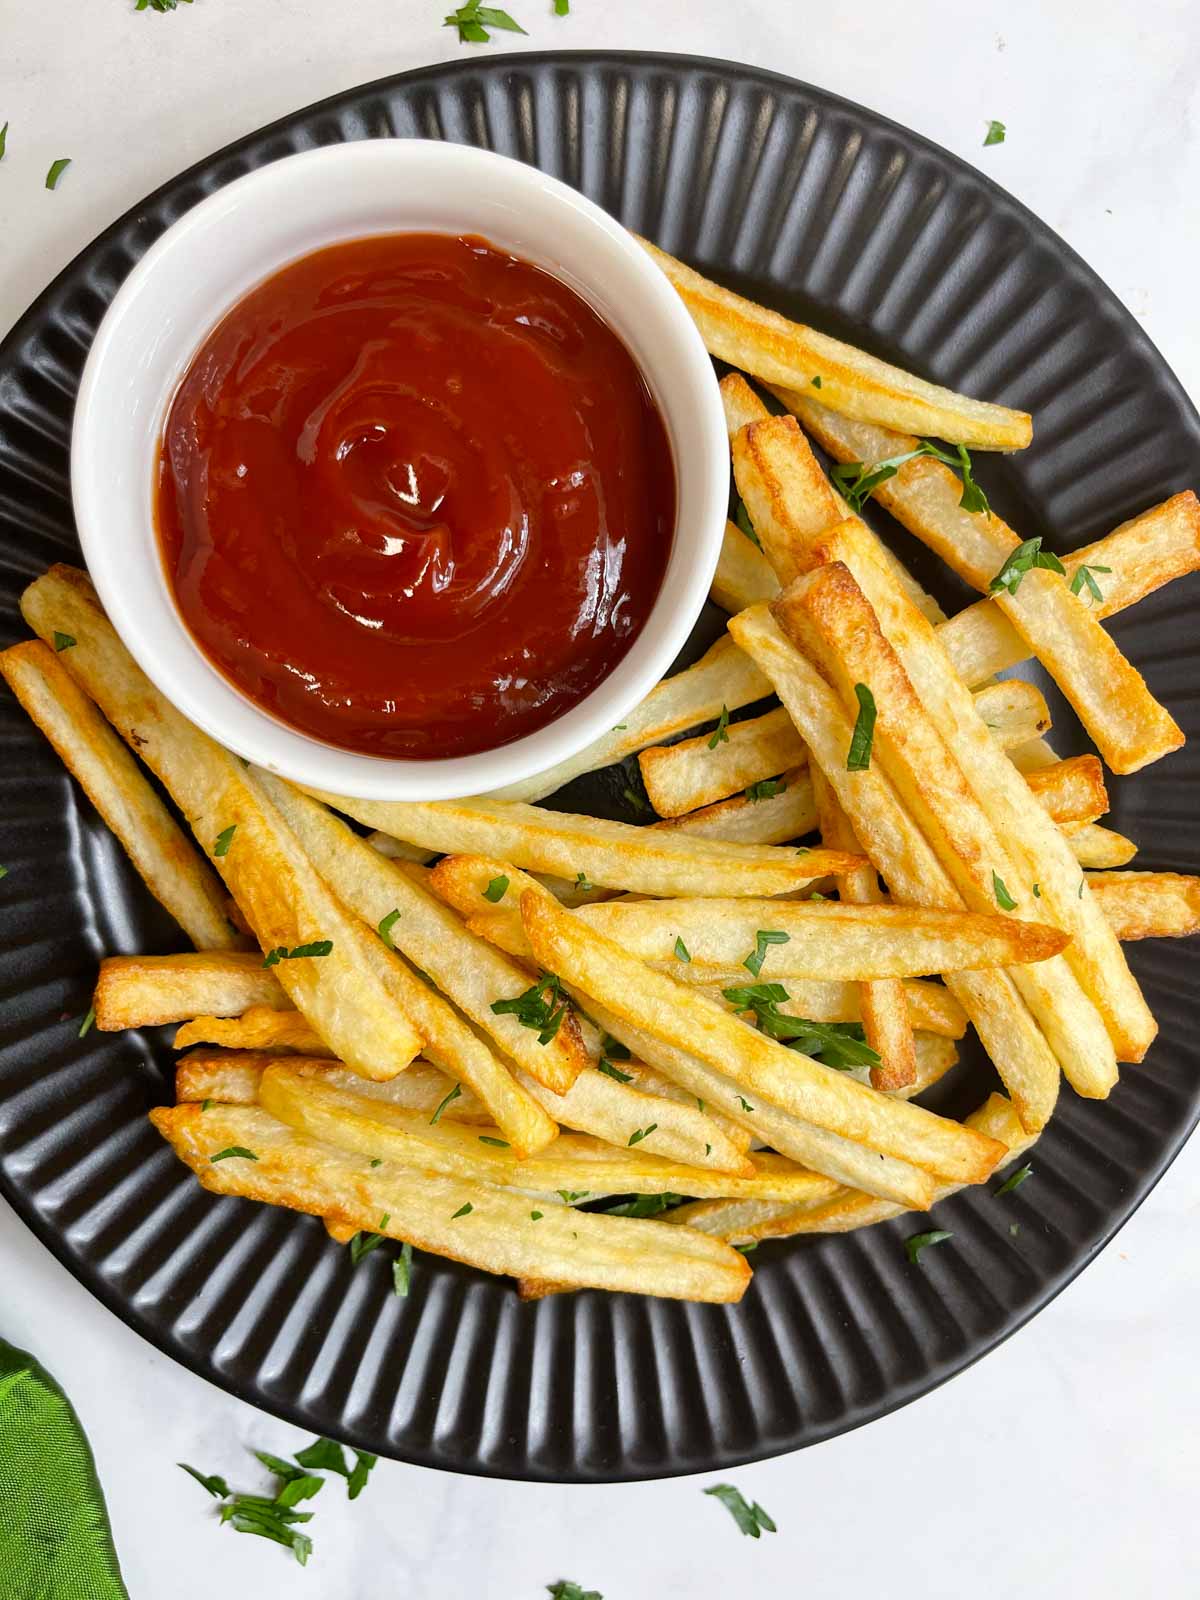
[2,52,1198,1482]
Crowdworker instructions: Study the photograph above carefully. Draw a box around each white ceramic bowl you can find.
[72,140,728,800]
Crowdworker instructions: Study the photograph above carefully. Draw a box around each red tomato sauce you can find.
[155,232,675,759]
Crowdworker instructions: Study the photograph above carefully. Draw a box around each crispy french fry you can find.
[175,1007,331,1055]
[94,952,287,1030]
[294,788,860,899]
[723,377,947,624]
[728,604,1061,1130]
[484,635,771,805]
[653,767,816,844]
[616,1061,754,1149]
[778,406,1182,773]
[522,891,1004,1184]
[1063,822,1138,869]
[792,518,1156,1065]
[20,567,423,1080]
[668,1092,1035,1243]
[811,766,917,1090]
[149,1102,751,1302]
[565,897,1068,978]
[255,774,590,1100]
[365,831,436,865]
[775,562,1126,1092]
[0,640,242,952]
[1023,756,1108,827]
[324,1219,360,1245]
[175,1049,274,1105]
[1086,872,1200,941]
[637,679,1050,818]
[641,240,1032,449]
[712,518,779,613]
[260,1064,824,1200]
[175,1049,491,1119]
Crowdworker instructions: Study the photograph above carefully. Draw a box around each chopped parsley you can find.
[846,683,877,770]
[707,704,731,749]
[554,0,569,11]
[0,124,7,161]
[673,935,691,963]
[210,1146,258,1163]
[723,981,881,1070]
[621,785,648,815]
[703,1483,777,1538]
[213,824,237,857]
[451,1202,474,1219]
[45,158,72,191]
[1032,883,1041,898]
[77,1005,95,1038]
[984,119,1007,146]
[904,1228,953,1264]
[627,1124,658,1147]
[831,440,989,516]
[547,1584,602,1600]
[989,537,1066,596]
[530,1210,544,1221]
[574,871,594,892]
[430,1084,462,1125]
[605,1192,683,1218]
[556,1189,589,1205]
[262,940,332,967]
[53,631,76,652]
[137,0,194,9]
[1070,563,1112,604]
[745,776,787,803]
[376,908,401,949]
[483,875,509,903]
[597,1058,634,1083]
[995,1162,1033,1196]
[478,1135,510,1148]
[742,928,789,978]
[393,1242,414,1297]
[736,1095,755,1113]
[349,1217,391,1265]
[992,871,1017,910]
[443,1,527,43]
[491,971,569,1044]
[601,1031,630,1060]
[811,375,823,388]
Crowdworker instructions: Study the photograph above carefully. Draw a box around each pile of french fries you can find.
[5,241,1199,1307]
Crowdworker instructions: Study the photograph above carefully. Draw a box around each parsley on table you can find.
[984,119,1007,145]
[0,124,7,161]
[444,0,527,42]
[491,971,569,1044]
[832,440,989,515]
[703,1482,777,1538]
[905,1228,953,1264]
[547,1584,603,1600]
[136,0,194,9]
[989,537,1065,596]
[45,158,71,190]
[846,682,876,770]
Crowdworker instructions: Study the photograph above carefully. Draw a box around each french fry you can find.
[176,1049,489,1120]
[712,518,779,613]
[640,239,1032,449]
[774,562,1126,1091]
[20,567,423,1081]
[722,376,947,624]
[728,604,1061,1130]
[1085,872,1200,941]
[1063,822,1138,869]
[776,405,1182,773]
[0,640,242,952]
[584,1001,938,1209]
[617,1061,755,1149]
[811,766,917,1090]
[94,951,288,1030]
[365,831,435,865]
[484,635,771,805]
[521,892,1004,1185]
[668,1092,1035,1243]
[637,679,1050,818]
[697,977,966,1038]
[175,1007,331,1055]
[563,897,1068,978]
[929,491,1200,686]
[293,787,860,899]
[653,767,816,844]
[176,1049,273,1105]
[791,517,1156,1065]
[1023,756,1109,827]
[255,774,590,1099]
[259,1064,823,1202]
[149,1103,751,1303]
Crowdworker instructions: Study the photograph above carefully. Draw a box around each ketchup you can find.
[155,233,675,759]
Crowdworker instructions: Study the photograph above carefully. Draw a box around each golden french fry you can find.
[94,951,287,1030]
[728,604,1061,1131]
[149,1102,751,1303]
[1063,822,1138,869]
[668,1092,1035,1243]
[175,1049,274,1105]
[775,561,1126,1092]
[652,767,816,844]
[20,567,423,1080]
[176,1049,496,1120]
[260,1064,825,1199]
[1086,872,1200,941]
[521,891,1004,1185]
[793,517,1155,1066]
[616,1061,754,1150]
[0,640,242,952]
[712,518,779,613]
[365,831,436,865]
[175,1007,331,1055]
[641,240,1032,449]
[255,774,590,1100]
[778,406,1182,773]
[294,787,860,899]
[566,897,1068,978]
[1023,756,1108,827]
[484,635,771,805]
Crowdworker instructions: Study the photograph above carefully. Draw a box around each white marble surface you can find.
[2,2,1198,1595]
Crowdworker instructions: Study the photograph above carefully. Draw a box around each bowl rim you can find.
[70,139,729,800]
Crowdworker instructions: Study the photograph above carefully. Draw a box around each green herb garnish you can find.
[530,1210,544,1221]
[831,440,989,516]
[136,0,195,10]
[53,631,75,652]
[45,158,72,191]
[392,1241,414,1296]
[262,940,333,967]
[451,1202,474,1218]
[443,0,527,43]
[556,1189,589,1205]
[846,682,877,770]
[621,785,648,815]
[984,119,1006,145]
[723,982,881,1070]
[478,1135,510,1148]
[703,1483,777,1538]
[0,124,7,161]
[483,875,509,903]
[376,908,401,948]
[574,871,594,893]
[491,971,569,1044]
[213,824,237,857]
[1069,563,1112,604]
[742,929,789,978]
[745,776,787,803]
[178,1463,230,1498]
[430,1083,463,1125]
[77,1006,95,1038]
[988,537,1066,596]
[707,705,731,749]
[547,1584,602,1600]
[210,1146,258,1163]
[905,1228,953,1264]
[736,1095,755,1112]
[673,936,691,963]
[606,1192,683,1218]
[600,1031,630,1060]
[992,871,1017,910]
[597,1058,634,1083]
[627,1124,658,1147]
[996,1162,1033,1196]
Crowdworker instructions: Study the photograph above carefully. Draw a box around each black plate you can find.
[2,52,1198,1483]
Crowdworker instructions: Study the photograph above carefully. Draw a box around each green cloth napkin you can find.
[0,1338,129,1600]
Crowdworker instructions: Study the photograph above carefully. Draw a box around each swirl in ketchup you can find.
[155,233,675,759]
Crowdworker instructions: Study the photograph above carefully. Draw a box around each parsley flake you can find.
[703,1483,777,1538]
[673,935,691,963]
[547,1584,602,1600]
[904,1228,952,1264]
[45,158,72,191]
[984,119,1007,146]
[0,124,7,161]
[451,1202,474,1219]
[483,875,509,903]
[491,971,569,1044]
[430,1083,462,1125]
[574,871,594,893]
[530,1210,544,1221]
[832,440,989,516]
[992,871,1018,910]
[556,1189,589,1205]
[597,1058,634,1083]
[811,375,823,388]
[262,940,332,967]
[376,908,401,948]
[707,705,731,749]
[213,824,236,857]
[745,776,787,803]
[733,499,761,548]
[742,929,789,978]
[53,631,76,652]
[210,1146,258,1163]
[1070,563,1112,604]
[996,1162,1033,1196]
[443,0,527,43]
[77,1005,95,1038]
[393,1242,414,1297]
[478,1135,510,1148]
[847,683,877,770]
[621,785,648,815]
[627,1123,658,1147]
[723,982,881,1070]
[989,537,1066,596]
